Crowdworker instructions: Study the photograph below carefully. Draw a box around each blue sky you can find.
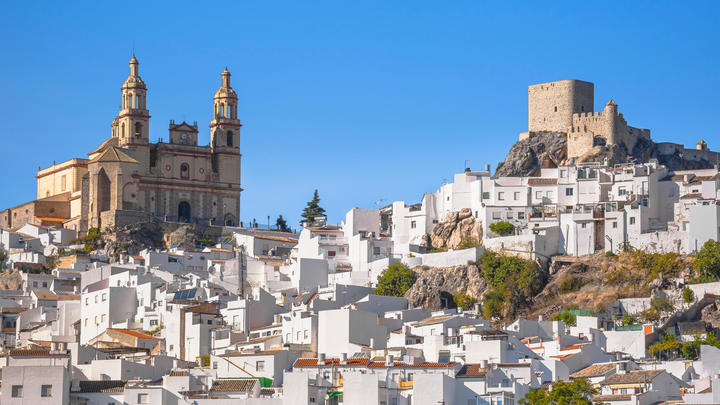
[1,2,718,227]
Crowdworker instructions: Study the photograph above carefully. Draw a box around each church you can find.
[1,56,242,234]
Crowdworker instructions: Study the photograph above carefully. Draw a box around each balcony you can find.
[397,376,414,391]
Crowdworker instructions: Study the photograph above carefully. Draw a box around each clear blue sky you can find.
[1,2,718,227]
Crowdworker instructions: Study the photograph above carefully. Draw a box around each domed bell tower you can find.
[210,68,241,153]
[112,54,150,146]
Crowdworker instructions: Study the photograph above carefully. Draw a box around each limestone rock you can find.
[404,264,486,310]
[425,208,482,250]
[494,132,567,177]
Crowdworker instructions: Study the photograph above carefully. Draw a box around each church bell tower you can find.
[210,68,241,152]
[112,55,150,146]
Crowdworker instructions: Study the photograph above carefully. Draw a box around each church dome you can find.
[214,67,237,100]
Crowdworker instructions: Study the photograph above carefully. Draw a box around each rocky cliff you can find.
[495,131,717,177]
[404,263,486,310]
[421,208,482,250]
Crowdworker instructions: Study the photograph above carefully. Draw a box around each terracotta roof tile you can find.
[78,380,126,393]
[108,328,163,340]
[600,369,664,385]
[570,363,616,378]
[294,357,371,367]
[210,379,256,392]
[592,394,632,402]
[456,364,487,377]
[528,178,558,185]
[169,370,188,377]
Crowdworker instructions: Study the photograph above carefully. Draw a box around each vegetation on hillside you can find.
[376,262,416,297]
[550,310,577,326]
[649,332,720,360]
[480,251,547,320]
[692,240,720,282]
[453,291,476,310]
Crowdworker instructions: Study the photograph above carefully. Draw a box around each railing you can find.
[397,376,413,390]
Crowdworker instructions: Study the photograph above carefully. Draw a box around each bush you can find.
[456,235,480,250]
[651,296,673,313]
[479,251,547,320]
[375,263,416,297]
[489,221,514,236]
[482,289,505,320]
[551,311,577,326]
[605,250,684,290]
[605,251,617,258]
[558,277,584,294]
[453,292,476,310]
[520,379,597,405]
[693,240,720,281]
[683,287,695,303]
[621,313,636,326]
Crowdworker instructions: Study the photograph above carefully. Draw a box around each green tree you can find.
[375,263,416,297]
[483,289,505,320]
[300,189,326,225]
[489,220,514,236]
[649,333,681,359]
[453,292,476,310]
[275,215,291,232]
[683,287,695,304]
[693,240,720,281]
[520,379,597,405]
[551,311,577,326]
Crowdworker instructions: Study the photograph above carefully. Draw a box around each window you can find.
[373,247,380,255]
[560,169,566,177]
[327,251,336,257]
[207,319,212,325]
[506,212,512,219]
[33,281,38,287]
[135,122,142,137]
[41,384,52,397]
[536,191,542,199]
[95,295,99,303]
[150,320,158,326]
[492,212,501,219]
[101,314,106,323]
[518,212,525,219]
[410,221,417,229]
[138,393,149,404]
[227,130,234,146]
[514,192,520,200]
[42,282,47,288]
[304,330,309,339]
[94,315,98,324]
[256,360,265,371]
[180,163,190,179]
[630,217,636,225]
[565,188,573,196]
[554,106,557,112]
[482,192,490,199]
[61,175,67,191]
[581,223,587,229]
[546,191,553,198]
[498,192,505,200]
[613,222,618,229]
[297,331,302,340]
[11,385,22,398]
[84,318,88,326]
[212,361,218,369]
[618,187,626,196]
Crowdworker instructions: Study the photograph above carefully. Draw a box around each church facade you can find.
[3,56,242,234]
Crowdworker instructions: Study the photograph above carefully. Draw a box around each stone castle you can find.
[1,56,242,234]
[519,79,716,164]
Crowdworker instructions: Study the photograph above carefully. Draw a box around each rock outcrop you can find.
[404,264,486,310]
[495,131,717,177]
[423,208,482,250]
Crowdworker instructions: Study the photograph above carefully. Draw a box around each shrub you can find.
[649,333,681,358]
[693,240,720,281]
[621,313,636,326]
[558,276,584,294]
[489,221,514,236]
[651,296,673,313]
[551,311,577,326]
[375,263,416,297]
[479,251,548,320]
[605,251,617,258]
[482,289,505,320]
[453,292,476,310]
[683,287,695,303]
[456,235,480,250]
[520,378,597,405]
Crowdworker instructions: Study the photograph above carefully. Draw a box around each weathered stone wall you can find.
[528,79,594,133]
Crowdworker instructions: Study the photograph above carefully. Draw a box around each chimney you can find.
[485,164,491,172]
[616,362,627,375]
[369,338,375,348]
[385,354,394,367]
[340,353,347,365]
[538,315,543,322]
[273,314,282,324]
[480,359,488,369]
[318,353,326,364]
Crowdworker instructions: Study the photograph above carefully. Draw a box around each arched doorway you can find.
[178,201,191,223]
[224,214,236,226]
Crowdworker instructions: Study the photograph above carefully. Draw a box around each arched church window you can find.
[227,131,233,147]
[180,163,190,179]
[135,122,142,137]
[135,95,139,109]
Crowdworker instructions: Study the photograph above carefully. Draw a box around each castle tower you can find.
[603,99,618,146]
[112,55,150,146]
[210,67,241,152]
[527,79,594,133]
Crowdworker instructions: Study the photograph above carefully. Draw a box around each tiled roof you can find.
[367,361,457,368]
[456,364,487,377]
[184,302,218,315]
[680,193,702,199]
[108,328,163,340]
[496,362,532,367]
[210,379,256,392]
[528,178,558,185]
[600,369,664,385]
[570,363,616,378]
[90,146,139,164]
[255,235,298,243]
[412,315,454,326]
[9,349,67,357]
[1,307,28,313]
[294,357,371,367]
[78,380,127,393]
[32,291,59,300]
[169,370,188,377]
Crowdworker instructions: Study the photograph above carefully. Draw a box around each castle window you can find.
[227,131,233,147]
[180,163,189,179]
[554,106,557,112]
[582,105,585,112]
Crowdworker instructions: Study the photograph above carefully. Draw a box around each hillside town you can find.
[3,63,720,405]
